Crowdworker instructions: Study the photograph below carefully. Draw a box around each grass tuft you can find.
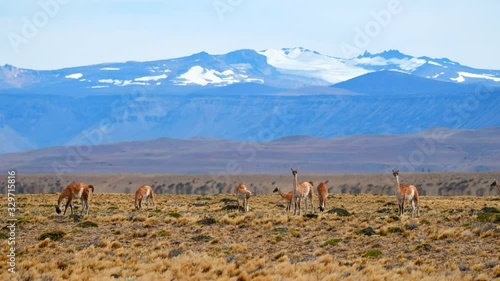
[221,205,239,211]
[414,243,432,251]
[168,212,181,218]
[421,219,431,225]
[157,230,171,237]
[192,235,214,242]
[273,251,286,260]
[197,217,217,225]
[168,248,184,258]
[388,215,400,221]
[76,221,98,228]
[38,230,66,241]
[405,222,419,230]
[356,227,375,236]
[327,208,351,216]
[388,227,403,233]
[323,238,341,247]
[481,207,499,213]
[362,250,382,258]
[17,217,33,223]
[304,214,318,219]
[272,227,289,233]
[0,232,8,239]
[476,208,500,223]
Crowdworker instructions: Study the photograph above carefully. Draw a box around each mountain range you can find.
[2,127,499,174]
[1,48,499,154]
[2,48,500,94]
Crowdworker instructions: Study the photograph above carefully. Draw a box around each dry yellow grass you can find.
[0,192,499,280]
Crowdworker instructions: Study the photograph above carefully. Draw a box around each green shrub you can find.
[323,238,342,247]
[414,243,432,251]
[197,217,216,225]
[356,227,375,236]
[192,235,213,242]
[158,230,170,237]
[168,248,184,258]
[38,230,66,241]
[168,212,181,218]
[388,227,403,233]
[273,227,289,233]
[327,208,351,216]
[476,213,500,223]
[76,221,98,228]
[362,250,382,258]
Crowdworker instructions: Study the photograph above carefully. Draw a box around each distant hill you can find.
[2,127,499,174]
[332,71,477,95]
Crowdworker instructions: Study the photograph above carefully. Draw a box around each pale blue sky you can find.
[1,0,499,70]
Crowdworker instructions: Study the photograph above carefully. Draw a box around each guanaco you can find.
[56,182,94,216]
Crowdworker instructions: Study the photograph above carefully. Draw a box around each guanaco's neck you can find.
[278,189,287,198]
[394,175,401,194]
[57,192,67,207]
[293,174,298,192]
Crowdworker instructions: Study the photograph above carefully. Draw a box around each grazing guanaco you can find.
[135,185,156,210]
[291,168,314,215]
[308,181,315,213]
[273,186,293,212]
[55,182,94,216]
[317,182,328,212]
[392,169,420,217]
[236,184,251,212]
[491,179,499,193]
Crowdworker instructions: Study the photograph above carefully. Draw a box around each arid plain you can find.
[1,172,499,280]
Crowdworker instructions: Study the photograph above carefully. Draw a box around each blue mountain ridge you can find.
[1,48,499,153]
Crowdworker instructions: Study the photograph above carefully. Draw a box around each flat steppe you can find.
[1,176,499,280]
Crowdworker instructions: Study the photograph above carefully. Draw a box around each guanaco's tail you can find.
[88,185,95,193]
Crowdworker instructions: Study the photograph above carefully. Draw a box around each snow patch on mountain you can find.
[175,66,251,86]
[98,79,117,84]
[450,72,500,83]
[432,72,444,78]
[100,67,120,71]
[97,78,150,86]
[352,56,427,71]
[65,73,83,79]
[134,73,169,82]
[259,48,368,84]
[427,61,442,66]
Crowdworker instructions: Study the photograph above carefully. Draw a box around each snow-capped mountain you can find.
[0,49,320,94]
[2,48,499,95]
[260,48,500,85]
[352,50,500,84]
[1,48,500,154]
